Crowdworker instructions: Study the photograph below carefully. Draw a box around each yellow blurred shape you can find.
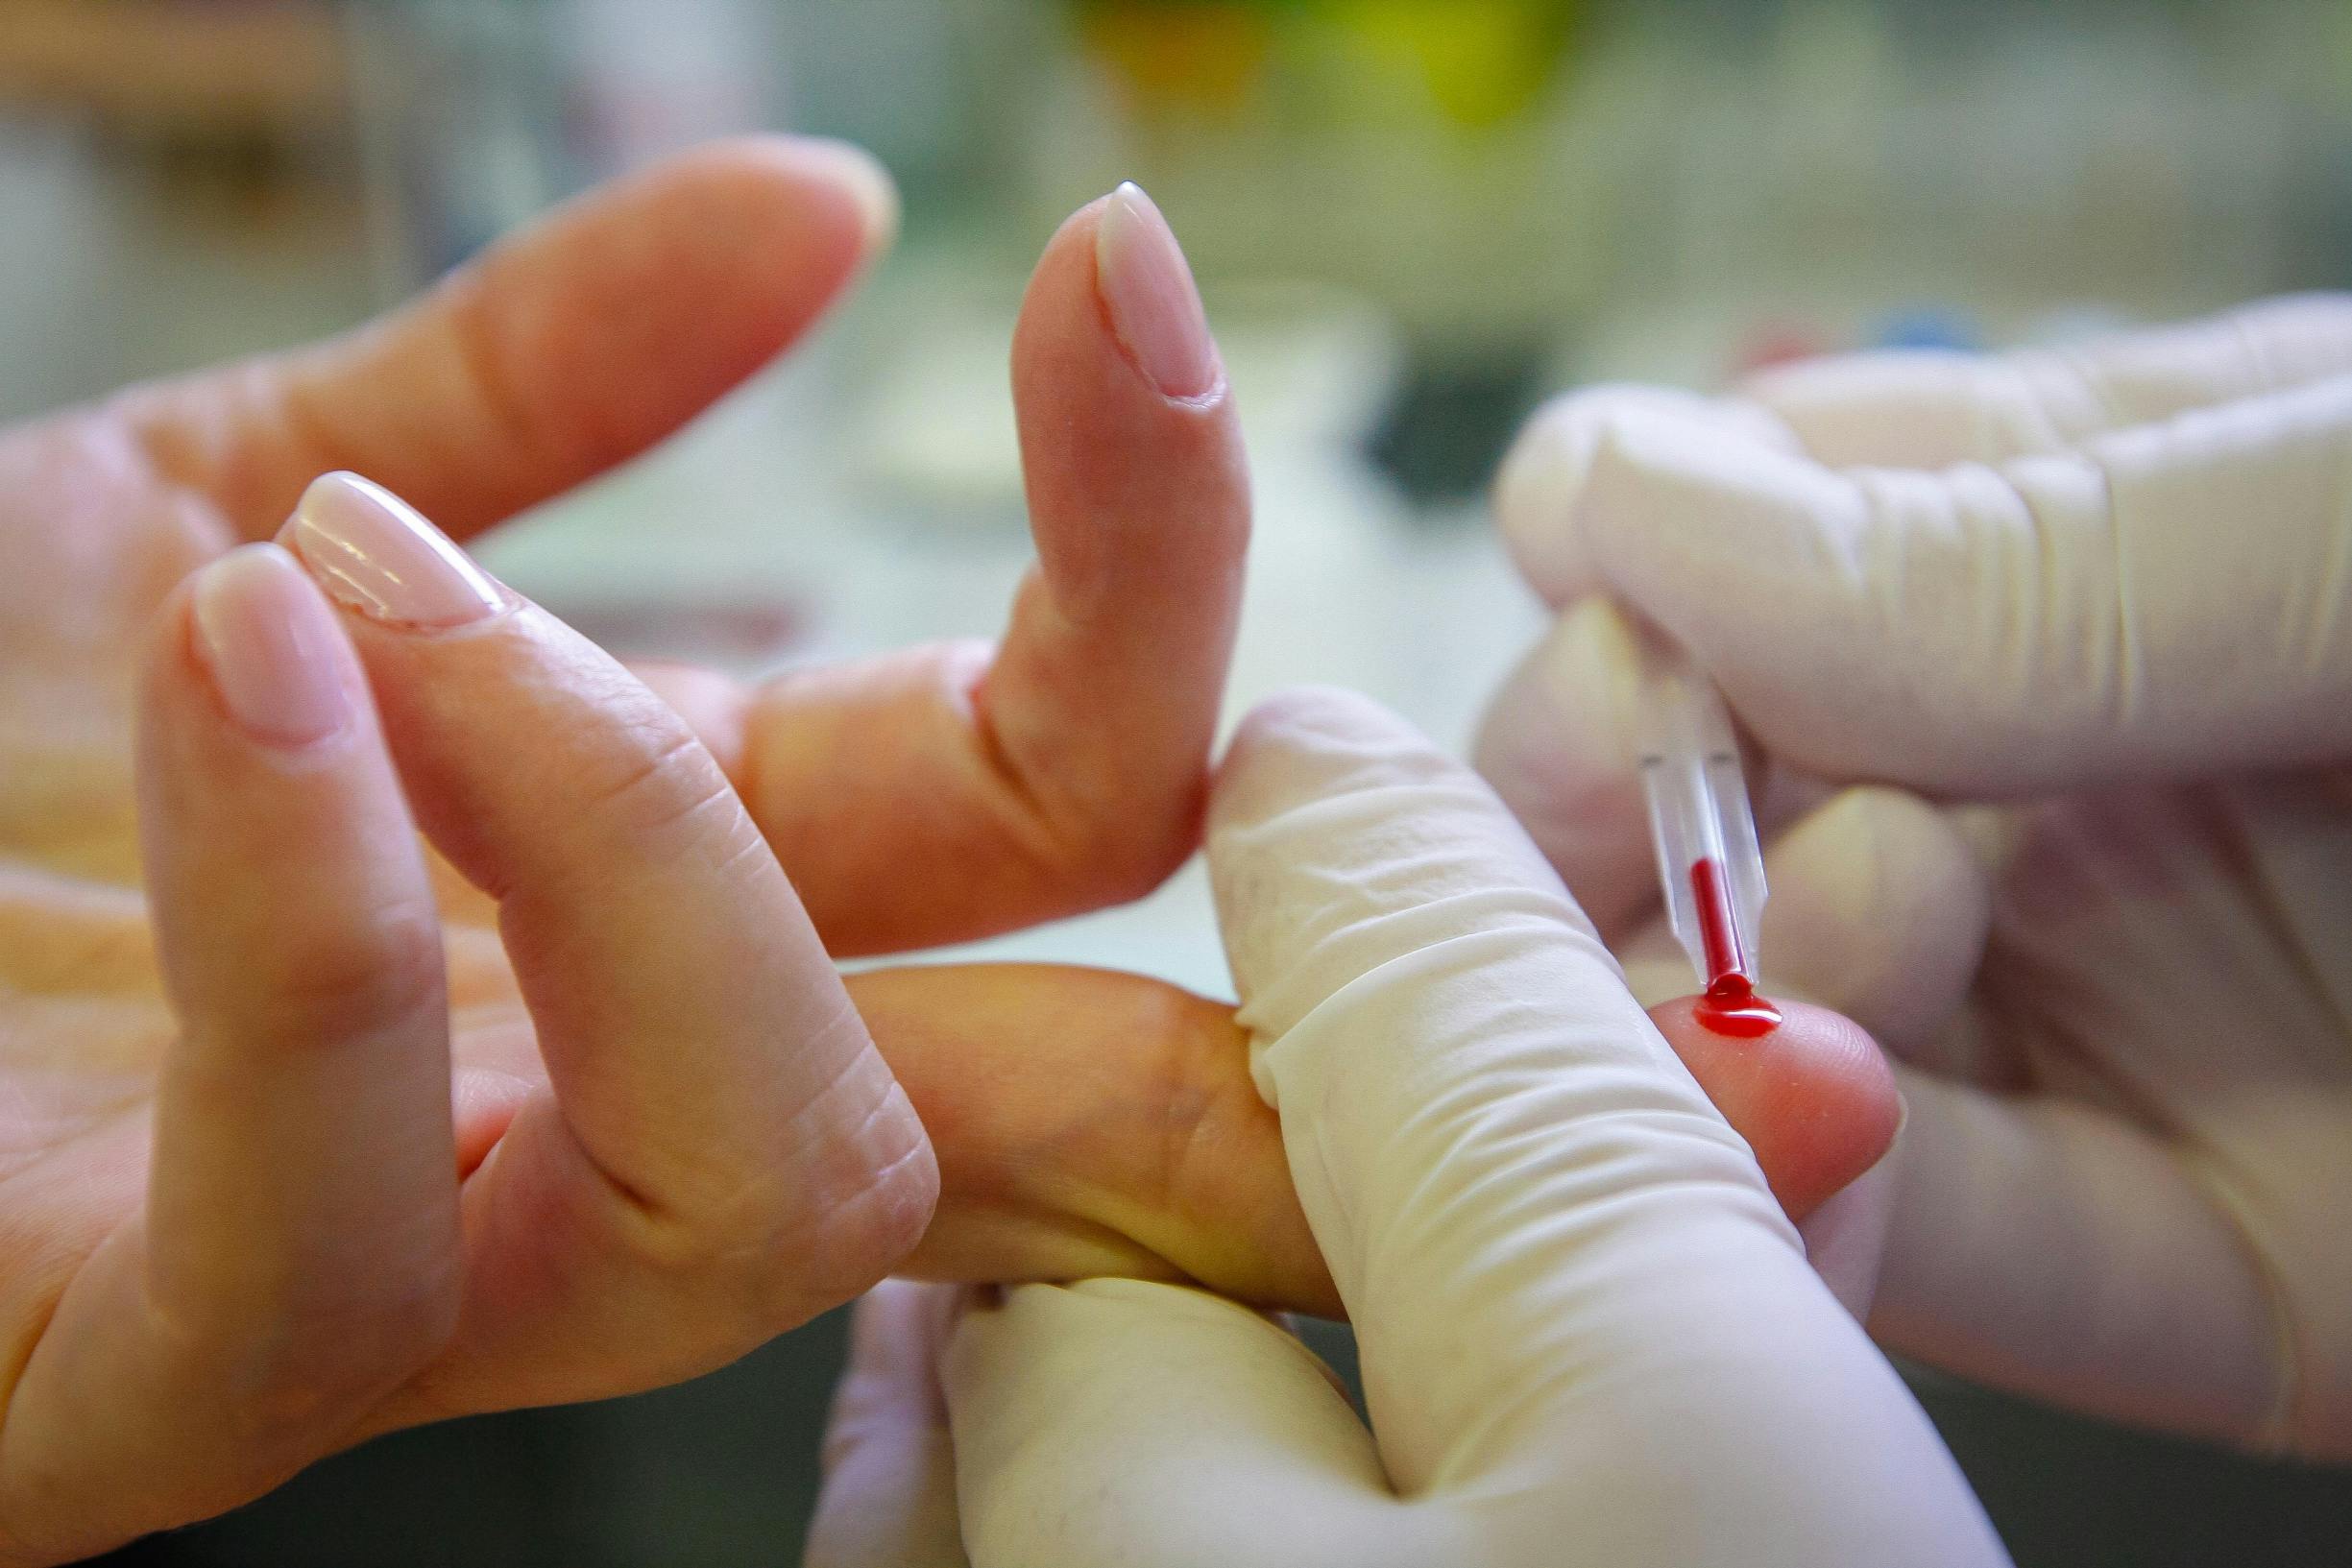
[1077,3,1277,114]
[1339,0,1576,127]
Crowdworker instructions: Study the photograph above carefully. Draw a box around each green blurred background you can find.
[3,1,2347,1562]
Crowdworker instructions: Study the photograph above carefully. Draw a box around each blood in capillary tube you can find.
[1687,856,1782,1038]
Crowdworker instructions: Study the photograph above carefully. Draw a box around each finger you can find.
[116,135,892,541]
[1494,384,1794,606]
[1562,374,2352,790]
[1874,1070,2290,1455]
[730,182,1249,953]
[1647,995,1903,1317]
[807,1282,969,1568]
[861,964,1885,1318]
[850,964,1336,1316]
[1645,997,1899,1225]
[1744,293,2352,468]
[1206,688,1995,1551]
[940,1281,1413,1566]
[1494,299,2352,580]
[4,547,459,1559]
[279,473,934,1415]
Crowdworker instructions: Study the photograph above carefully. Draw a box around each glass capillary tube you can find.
[1636,637,1768,1004]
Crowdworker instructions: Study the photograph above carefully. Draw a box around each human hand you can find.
[809,692,1992,1568]
[0,140,1249,1558]
[1477,296,2352,1459]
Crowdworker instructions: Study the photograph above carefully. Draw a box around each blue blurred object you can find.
[1871,304,1984,352]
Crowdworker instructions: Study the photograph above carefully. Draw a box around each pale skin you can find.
[0,136,1898,1563]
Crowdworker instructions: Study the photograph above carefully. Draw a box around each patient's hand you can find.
[0,141,1247,1561]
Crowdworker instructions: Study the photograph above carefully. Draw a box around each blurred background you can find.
[4,0,2346,1562]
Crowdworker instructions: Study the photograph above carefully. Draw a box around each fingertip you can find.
[1092,181,1223,403]
[648,133,896,271]
[1494,389,1669,603]
[1651,995,1901,1222]
[1492,395,1599,603]
[1496,387,1796,606]
[1573,401,1868,656]
[778,135,901,258]
[1210,686,1443,831]
[383,133,895,532]
[1006,184,1245,611]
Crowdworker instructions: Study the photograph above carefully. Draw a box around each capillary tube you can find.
[1637,642,1777,1036]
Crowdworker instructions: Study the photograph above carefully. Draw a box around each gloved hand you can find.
[809,690,2005,1568]
[1476,295,2352,1459]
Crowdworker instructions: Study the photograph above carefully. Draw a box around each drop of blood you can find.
[1693,973,1782,1038]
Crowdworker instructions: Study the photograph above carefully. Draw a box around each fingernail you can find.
[284,471,509,631]
[190,543,358,747]
[796,136,900,253]
[1095,181,1222,400]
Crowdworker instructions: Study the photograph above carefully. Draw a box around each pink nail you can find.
[284,471,509,631]
[191,543,358,747]
[1095,182,1222,400]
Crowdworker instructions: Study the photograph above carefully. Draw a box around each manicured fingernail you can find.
[284,471,509,631]
[1095,181,1222,400]
[191,543,358,747]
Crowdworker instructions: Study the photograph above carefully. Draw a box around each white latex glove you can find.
[809,690,2005,1568]
[1475,294,2352,1461]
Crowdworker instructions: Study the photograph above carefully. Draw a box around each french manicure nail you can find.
[191,543,357,747]
[284,471,509,631]
[1095,181,1222,400]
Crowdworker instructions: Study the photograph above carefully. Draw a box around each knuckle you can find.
[257,898,446,1045]
[744,1086,939,1320]
[763,1140,938,1322]
[571,721,754,867]
[1023,784,1201,914]
[1070,815,1195,908]
[618,1081,938,1332]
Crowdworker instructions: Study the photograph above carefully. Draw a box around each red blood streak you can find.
[1688,856,1781,1037]
[1689,856,1744,980]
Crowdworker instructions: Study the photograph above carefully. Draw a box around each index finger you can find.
[1741,293,2352,469]
[115,136,891,542]
[1495,295,2352,606]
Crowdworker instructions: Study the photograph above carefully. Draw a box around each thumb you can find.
[807,1282,969,1568]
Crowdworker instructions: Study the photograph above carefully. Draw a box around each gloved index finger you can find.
[1496,297,2352,615]
[1551,373,2352,793]
[1743,293,2352,470]
[1205,689,1996,1550]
